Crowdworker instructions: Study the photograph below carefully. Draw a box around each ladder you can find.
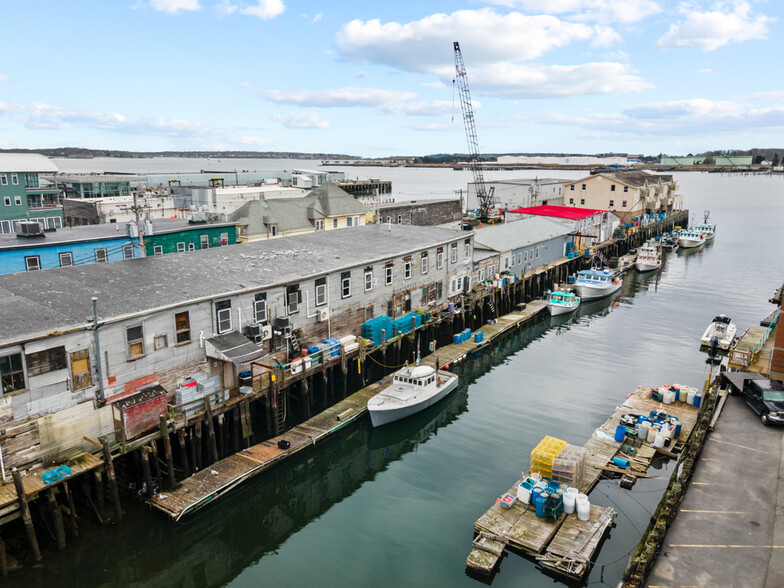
[488,297,496,317]
[276,387,286,432]
[288,331,299,360]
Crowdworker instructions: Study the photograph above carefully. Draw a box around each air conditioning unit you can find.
[261,324,272,341]
[317,308,329,322]
[273,316,292,337]
[246,323,263,343]
[15,221,44,237]
[126,222,139,238]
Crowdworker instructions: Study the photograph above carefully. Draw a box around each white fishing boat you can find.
[367,365,459,427]
[694,211,716,241]
[634,242,662,272]
[573,268,622,301]
[700,314,737,350]
[677,229,706,249]
[546,290,581,315]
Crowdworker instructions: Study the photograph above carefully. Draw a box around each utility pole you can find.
[132,191,146,257]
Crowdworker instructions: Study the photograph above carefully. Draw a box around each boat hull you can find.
[634,261,661,272]
[678,237,705,249]
[547,300,580,315]
[368,374,459,427]
[573,280,621,301]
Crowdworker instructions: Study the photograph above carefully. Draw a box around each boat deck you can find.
[150,302,548,521]
[466,386,701,580]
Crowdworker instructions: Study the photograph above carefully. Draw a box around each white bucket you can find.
[663,390,673,404]
[517,483,532,504]
[654,432,666,448]
[563,492,577,514]
[576,497,590,521]
[647,425,658,443]
[687,389,696,405]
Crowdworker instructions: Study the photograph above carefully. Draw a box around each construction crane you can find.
[453,41,495,222]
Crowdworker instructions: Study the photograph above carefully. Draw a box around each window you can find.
[126,325,145,359]
[154,335,168,351]
[95,248,107,263]
[611,185,616,192]
[0,174,6,186]
[504,257,509,269]
[188,242,195,251]
[365,270,373,291]
[3,197,10,206]
[254,293,268,322]
[200,234,209,249]
[25,256,41,271]
[404,261,412,280]
[569,198,574,204]
[1,353,25,394]
[352,215,360,226]
[622,200,628,207]
[386,216,391,224]
[580,198,585,205]
[25,346,66,377]
[437,250,444,269]
[25,173,38,188]
[529,248,534,261]
[216,300,232,333]
[581,184,586,190]
[385,265,394,286]
[10,173,18,185]
[524,250,528,262]
[609,200,614,207]
[286,285,301,314]
[535,247,540,259]
[569,185,574,191]
[346,216,353,227]
[269,224,278,237]
[175,311,191,344]
[153,245,163,256]
[450,244,457,264]
[333,218,338,228]
[70,349,92,390]
[315,219,324,231]
[478,268,485,281]
[421,253,428,274]
[315,277,327,306]
[623,186,628,193]
[397,214,403,224]
[220,232,229,245]
[341,271,351,298]
[517,253,522,265]
[59,252,73,267]
[488,264,495,277]
[123,244,134,259]
[14,196,21,205]
[464,241,471,259]
[177,242,186,253]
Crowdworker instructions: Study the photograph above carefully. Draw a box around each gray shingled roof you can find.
[308,183,371,218]
[473,217,573,252]
[0,223,466,344]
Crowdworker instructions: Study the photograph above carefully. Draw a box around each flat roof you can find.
[0,219,235,250]
[508,205,607,220]
[378,198,460,209]
[45,173,143,183]
[0,153,58,173]
[0,224,467,344]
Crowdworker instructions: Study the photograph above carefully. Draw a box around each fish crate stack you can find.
[174,373,223,420]
[551,443,586,486]
[530,436,567,479]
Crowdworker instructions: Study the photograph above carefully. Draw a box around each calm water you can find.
[14,163,784,587]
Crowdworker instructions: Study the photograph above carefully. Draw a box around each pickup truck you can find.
[743,378,784,426]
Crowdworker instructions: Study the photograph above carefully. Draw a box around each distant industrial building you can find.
[496,155,629,167]
[375,199,462,227]
[659,155,753,167]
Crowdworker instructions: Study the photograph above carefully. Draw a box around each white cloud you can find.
[271,112,330,129]
[481,0,663,24]
[261,87,416,108]
[380,101,459,117]
[749,90,784,102]
[699,68,713,74]
[0,75,7,82]
[237,136,270,146]
[311,12,322,24]
[149,0,200,13]
[353,71,368,79]
[216,0,238,15]
[241,0,285,20]
[657,1,773,51]
[239,81,251,88]
[422,81,449,89]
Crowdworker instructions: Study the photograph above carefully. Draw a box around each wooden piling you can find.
[149,441,162,487]
[159,415,176,488]
[193,423,202,471]
[0,533,7,576]
[141,446,154,497]
[240,400,253,448]
[177,429,190,477]
[302,378,311,419]
[47,487,66,550]
[94,470,106,523]
[217,414,225,459]
[232,406,241,453]
[63,481,78,538]
[12,468,41,562]
[189,426,197,473]
[100,436,122,523]
[204,400,219,463]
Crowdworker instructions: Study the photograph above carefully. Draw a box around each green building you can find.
[52,173,139,198]
[0,153,64,234]
[143,221,238,256]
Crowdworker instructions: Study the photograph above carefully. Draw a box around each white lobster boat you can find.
[573,268,622,301]
[367,365,459,427]
[700,315,737,350]
[677,229,706,249]
[546,290,581,315]
[694,210,716,241]
[634,242,662,272]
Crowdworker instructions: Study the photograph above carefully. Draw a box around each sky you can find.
[0,0,782,157]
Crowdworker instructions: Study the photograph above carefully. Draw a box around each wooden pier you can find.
[466,385,701,580]
[149,301,548,521]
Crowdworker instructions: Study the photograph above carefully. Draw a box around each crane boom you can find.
[453,41,494,221]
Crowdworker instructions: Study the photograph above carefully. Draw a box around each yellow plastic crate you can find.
[530,435,567,476]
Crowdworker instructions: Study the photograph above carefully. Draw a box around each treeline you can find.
[0,147,359,160]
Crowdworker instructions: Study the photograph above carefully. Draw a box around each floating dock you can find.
[466,385,701,580]
[149,302,547,521]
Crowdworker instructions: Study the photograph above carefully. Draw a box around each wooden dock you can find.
[149,302,548,521]
[466,385,701,580]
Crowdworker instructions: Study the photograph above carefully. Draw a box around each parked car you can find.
[743,378,784,426]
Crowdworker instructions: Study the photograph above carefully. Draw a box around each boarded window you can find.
[70,349,92,390]
[154,334,168,350]
[1,353,25,394]
[175,311,191,344]
[25,346,66,377]
[127,325,145,359]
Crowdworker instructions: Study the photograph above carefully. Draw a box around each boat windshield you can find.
[763,390,784,402]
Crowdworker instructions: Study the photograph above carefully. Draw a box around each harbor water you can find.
[9,162,784,587]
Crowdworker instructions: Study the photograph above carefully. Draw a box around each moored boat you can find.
[634,242,662,272]
[694,210,716,241]
[700,314,737,350]
[677,229,706,249]
[546,290,581,315]
[367,364,459,427]
[573,268,622,301]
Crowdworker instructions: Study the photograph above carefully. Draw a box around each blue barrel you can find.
[671,420,682,437]
[614,425,626,442]
[448,302,455,313]
[474,332,484,343]
[694,394,702,408]
[612,456,629,468]
[453,334,461,345]
[534,491,549,518]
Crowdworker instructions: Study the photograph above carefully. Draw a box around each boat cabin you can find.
[576,269,613,283]
[394,365,436,386]
[549,291,577,303]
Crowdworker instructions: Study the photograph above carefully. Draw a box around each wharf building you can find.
[507,205,619,249]
[0,224,473,479]
[0,154,64,234]
[375,198,463,227]
[465,178,569,212]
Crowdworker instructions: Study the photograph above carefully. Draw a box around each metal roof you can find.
[44,173,143,183]
[0,223,467,344]
[0,153,58,173]
[472,217,573,253]
[508,205,607,220]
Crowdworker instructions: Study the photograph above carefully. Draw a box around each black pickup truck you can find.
[743,378,784,426]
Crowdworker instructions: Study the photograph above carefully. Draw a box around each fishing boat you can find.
[700,314,737,351]
[546,290,581,315]
[660,231,679,251]
[677,229,706,249]
[367,364,459,427]
[634,242,662,272]
[693,210,716,241]
[573,268,622,301]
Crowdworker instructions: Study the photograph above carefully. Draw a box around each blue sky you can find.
[1,0,782,156]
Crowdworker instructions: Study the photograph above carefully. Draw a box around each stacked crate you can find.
[361,316,394,347]
[174,373,223,420]
[529,435,567,479]
[551,443,586,485]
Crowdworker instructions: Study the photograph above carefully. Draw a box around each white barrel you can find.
[687,388,696,405]
[647,425,658,443]
[576,497,590,521]
[563,492,576,514]
[638,421,650,438]
[654,431,666,448]
[664,390,674,404]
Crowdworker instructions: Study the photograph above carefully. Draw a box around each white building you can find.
[466,178,569,212]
